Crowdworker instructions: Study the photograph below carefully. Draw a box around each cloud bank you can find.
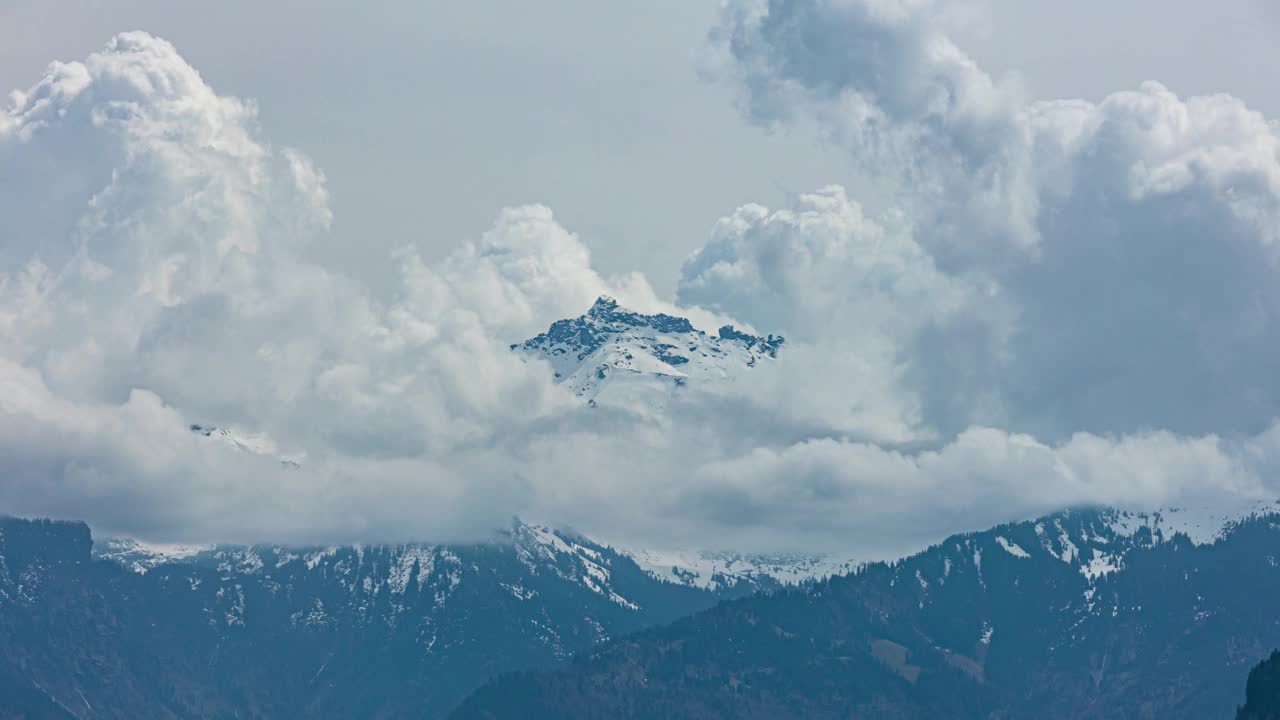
[4,15,1280,556]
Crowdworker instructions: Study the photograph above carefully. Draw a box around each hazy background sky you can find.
[3,0,1276,297]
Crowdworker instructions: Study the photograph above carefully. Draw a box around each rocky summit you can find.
[513,296,784,405]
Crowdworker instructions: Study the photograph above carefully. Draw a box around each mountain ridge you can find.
[5,497,1279,718]
[453,500,1280,719]
[0,515,743,719]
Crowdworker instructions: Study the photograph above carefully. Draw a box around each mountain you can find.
[0,516,748,719]
[623,548,859,592]
[9,501,1280,719]
[189,424,304,468]
[181,300,840,594]
[514,295,783,407]
[513,298,862,588]
[19,295,1277,718]
[454,500,1280,719]
[1239,651,1280,720]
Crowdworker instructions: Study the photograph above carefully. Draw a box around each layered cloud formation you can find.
[4,12,1280,555]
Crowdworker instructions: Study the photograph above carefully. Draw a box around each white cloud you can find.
[0,33,579,541]
[679,185,1001,444]
[705,0,1037,263]
[708,0,1280,440]
[0,32,749,545]
[3,22,1280,558]
[675,425,1265,555]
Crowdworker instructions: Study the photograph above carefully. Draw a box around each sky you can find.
[3,0,1277,296]
[2,0,1280,557]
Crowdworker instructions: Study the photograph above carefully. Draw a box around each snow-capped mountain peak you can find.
[514,295,783,404]
[190,424,303,467]
[92,537,212,574]
[623,548,860,592]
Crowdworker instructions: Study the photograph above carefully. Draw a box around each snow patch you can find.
[1105,499,1279,546]
[94,538,211,574]
[995,536,1030,558]
[624,547,858,591]
[1081,549,1122,581]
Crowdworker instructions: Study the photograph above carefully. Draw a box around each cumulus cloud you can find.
[3,23,1280,557]
[0,33,588,542]
[705,0,1036,263]
[1001,85,1280,438]
[678,184,1007,443]
[0,32,748,545]
[707,0,1280,440]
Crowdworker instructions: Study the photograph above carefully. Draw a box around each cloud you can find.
[3,24,1280,557]
[707,0,1280,441]
[677,184,1007,444]
[0,356,531,543]
[997,85,1280,438]
[675,425,1266,555]
[0,32,742,545]
[0,33,586,542]
[705,0,1036,263]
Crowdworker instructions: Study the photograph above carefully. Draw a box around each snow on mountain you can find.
[455,501,1280,720]
[511,298,858,588]
[162,298,1280,601]
[189,423,304,467]
[510,521,857,592]
[611,497,1280,591]
[623,548,860,591]
[513,296,783,408]
[94,516,847,597]
[93,520,645,607]
[94,537,212,574]
[4,516,737,719]
[511,522,641,609]
[956,498,1280,594]
[1102,497,1280,546]
[85,498,1280,650]
[157,300,833,591]
[93,499,1280,594]
[994,536,1031,558]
